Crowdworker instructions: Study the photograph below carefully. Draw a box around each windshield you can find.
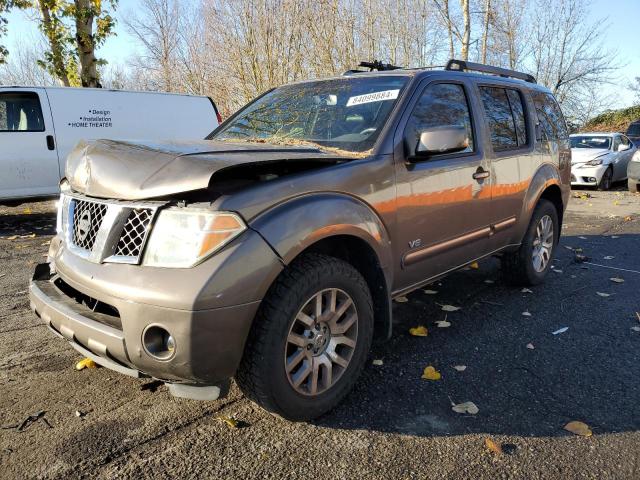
[627,124,640,136]
[210,76,409,153]
[570,136,611,150]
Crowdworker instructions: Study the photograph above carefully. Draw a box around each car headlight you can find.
[143,209,246,268]
[585,157,604,166]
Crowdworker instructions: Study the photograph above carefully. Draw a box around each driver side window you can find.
[405,83,474,155]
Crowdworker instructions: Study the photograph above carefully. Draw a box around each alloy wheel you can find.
[532,214,554,272]
[284,288,358,396]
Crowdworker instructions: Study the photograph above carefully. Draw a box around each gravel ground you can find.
[1,188,639,479]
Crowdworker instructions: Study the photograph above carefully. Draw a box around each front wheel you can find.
[502,199,559,286]
[236,253,374,421]
[598,167,613,191]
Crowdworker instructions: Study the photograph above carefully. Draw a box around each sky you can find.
[3,0,640,110]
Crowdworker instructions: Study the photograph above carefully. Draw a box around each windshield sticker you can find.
[346,89,400,107]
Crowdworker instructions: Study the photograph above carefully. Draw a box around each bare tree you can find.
[480,0,490,63]
[0,34,56,85]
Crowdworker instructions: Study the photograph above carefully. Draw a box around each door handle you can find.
[46,135,55,151]
[473,169,490,180]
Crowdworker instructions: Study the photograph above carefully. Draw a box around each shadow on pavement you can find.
[319,234,640,438]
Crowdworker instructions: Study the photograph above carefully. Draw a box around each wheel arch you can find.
[250,193,393,340]
[520,164,568,238]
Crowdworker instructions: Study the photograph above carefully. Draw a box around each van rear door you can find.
[0,88,60,200]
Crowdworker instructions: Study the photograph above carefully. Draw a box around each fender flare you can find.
[250,192,392,275]
[517,163,565,240]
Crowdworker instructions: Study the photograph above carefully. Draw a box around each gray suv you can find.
[30,60,571,420]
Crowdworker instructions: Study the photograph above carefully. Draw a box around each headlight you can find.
[585,157,604,166]
[143,209,246,268]
[56,194,71,236]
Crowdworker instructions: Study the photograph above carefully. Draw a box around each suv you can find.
[30,60,571,421]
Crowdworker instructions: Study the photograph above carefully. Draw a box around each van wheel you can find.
[236,253,374,421]
[598,167,613,191]
[502,199,559,286]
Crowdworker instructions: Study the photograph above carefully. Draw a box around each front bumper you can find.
[628,161,640,192]
[570,164,606,187]
[30,228,283,397]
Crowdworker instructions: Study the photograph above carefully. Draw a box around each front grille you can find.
[114,208,153,258]
[71,200,108,250]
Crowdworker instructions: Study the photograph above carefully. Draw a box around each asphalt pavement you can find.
[0,188,639,479]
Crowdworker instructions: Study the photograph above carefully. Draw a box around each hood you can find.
[570,148,610,165]
[65,139,348,200]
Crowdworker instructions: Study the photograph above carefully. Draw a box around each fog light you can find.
[142,325,176,360]
[589,177,596,182]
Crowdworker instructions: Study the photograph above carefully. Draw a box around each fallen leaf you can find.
[596,292,611,297]
[610,277,624,284]
[421,365,441,380]
[75,358,97,370]
[409,326,428,337]
[485,437,503,455]
[553,269,563,274]
[452,401,479,415]
[41,241,50,246]
[624,216,632,221]
[469,261,479,269]
[521,288,533,293]
[22,208,32,214]
[484,279,494,284]
[603,256,614,260]
[453,365,467,371]
[522,311,532,317]
[435,320,451,328]
[395,296,409,303]
[372,359,384,366]
[20,233,35,239]
[631,326,640,332]
[5,235,18,240]
[217,416,239,429]
[423,289,438,295]
[526,343,535,349]
[440,304,461,312]
[578,236,587,240]
[563,421,592,437]
[552,327,569,335]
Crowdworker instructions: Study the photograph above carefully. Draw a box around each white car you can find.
[0,86,221,203]
[569,132,636,190]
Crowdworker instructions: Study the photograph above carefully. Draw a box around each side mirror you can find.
[413,126,469,158]
[617,143,630,152]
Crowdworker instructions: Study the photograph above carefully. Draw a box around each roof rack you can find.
[343,60,403,75]
[445,59,536,83]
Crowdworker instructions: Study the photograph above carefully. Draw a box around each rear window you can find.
[532,92,568,140]
[479,86,528,151]
[0,92,45,132]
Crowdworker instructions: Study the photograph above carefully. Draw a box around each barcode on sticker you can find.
[346,89,400,107]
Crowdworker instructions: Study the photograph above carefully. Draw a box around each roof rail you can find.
[445,59,536,83]
[343,60,403,75]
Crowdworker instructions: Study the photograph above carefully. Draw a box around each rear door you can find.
[477,84,534,249]
[0,88,60,199]
[393,79,493,291]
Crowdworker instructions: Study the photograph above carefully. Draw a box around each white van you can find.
[0,87,221,203]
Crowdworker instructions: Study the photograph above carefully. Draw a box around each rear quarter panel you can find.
[45,88,218,165]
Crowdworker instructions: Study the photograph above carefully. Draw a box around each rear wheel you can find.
[502,199,559,286]
[598,167,613,191]
[236,253,374,421]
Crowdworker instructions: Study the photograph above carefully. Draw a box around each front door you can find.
[393,80,493,292]
[0,89,60,200]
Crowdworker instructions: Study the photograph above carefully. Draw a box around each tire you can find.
[597,167,613,191]
[236,253,374,421]
[502,199,559,286]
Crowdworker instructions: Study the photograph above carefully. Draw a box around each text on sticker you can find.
[346,89,400,107]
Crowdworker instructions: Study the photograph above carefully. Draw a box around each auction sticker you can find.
[346,89,400,107]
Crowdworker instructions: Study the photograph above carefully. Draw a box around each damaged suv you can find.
[30,60,570,421]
